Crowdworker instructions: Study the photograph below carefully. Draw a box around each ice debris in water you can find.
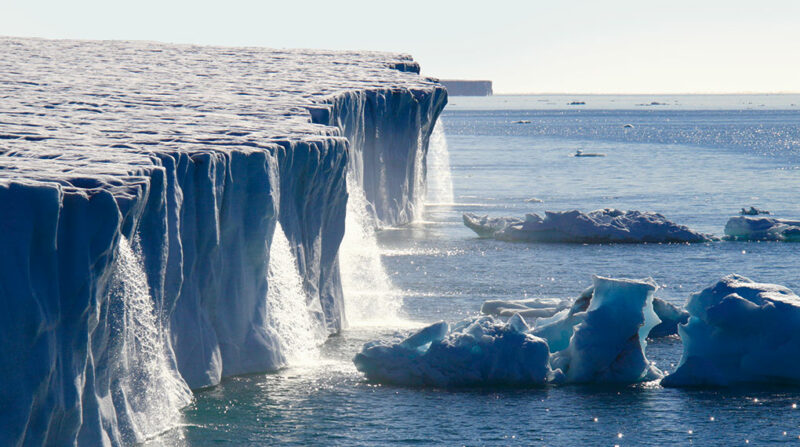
[547,276,663,384]
[355,276,665,387]
[739,206,770,216]
[463,209,713,243]
[484,291,687,338]
[724,216,800,242]
[662,275,800,387]
[353,315,552,387]
[481,297,570,319]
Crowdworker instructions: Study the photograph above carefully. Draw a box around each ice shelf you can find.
[0,37,445,446]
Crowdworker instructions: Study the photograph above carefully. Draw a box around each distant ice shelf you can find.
[0,37,445,446]
[463,209,714,243]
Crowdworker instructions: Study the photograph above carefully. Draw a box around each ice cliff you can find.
[0,38,445,446]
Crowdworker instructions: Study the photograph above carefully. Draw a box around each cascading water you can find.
[425,119,455,205]
[266,222,326,364]
[109,236,192,443]
[340,172,404,326]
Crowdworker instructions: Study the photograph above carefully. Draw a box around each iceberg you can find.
[548,276,663,384]
[464,209,713,243]
[662,275,800,387]
[355,276,665,387]
[353,315,552,387]
[724,216,800,241]
[0,37,445,445]
[486,289,687,339]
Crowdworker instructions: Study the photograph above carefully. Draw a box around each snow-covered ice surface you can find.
[0,37,444,446]
[464,209,713,243]
[353,315,552,387]
[662,275,800,387]
[724,216,800,241]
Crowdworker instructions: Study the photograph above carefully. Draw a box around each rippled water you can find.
[163,97,800,446]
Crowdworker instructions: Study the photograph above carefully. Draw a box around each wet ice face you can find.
[663,274,800,387]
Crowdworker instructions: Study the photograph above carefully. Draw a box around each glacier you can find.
[0,37,445,446]
[662,275,800,387]
[354,276,663,387]
[463,209,713,243]
[724,216,800,242]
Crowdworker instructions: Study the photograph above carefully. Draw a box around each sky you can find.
[2,0,799,94]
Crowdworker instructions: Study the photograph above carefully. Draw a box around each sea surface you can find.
[160,95,800,446]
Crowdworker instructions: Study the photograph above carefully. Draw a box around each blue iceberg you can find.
[548,276,663,384]
[355,276,664,387]
[662,275,800,387]
[353,315,552,387]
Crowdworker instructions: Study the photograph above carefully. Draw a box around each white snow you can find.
[662,275,800,387]
[0,37,445,446]
[464,209,713,243]
[724,216,800,241]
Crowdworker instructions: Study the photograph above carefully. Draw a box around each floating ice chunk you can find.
[549,276,663,384]
[533,286,595,352]
[463,209,713,243]
[724,216,800,241]
[650,297,690,338]
[481,297,570,319]
[353,316,551,387]
[740,206,770,216]
[462,213,522,238]
[662,275,800,387]
[524,197,544,203]
[531,285,686,344]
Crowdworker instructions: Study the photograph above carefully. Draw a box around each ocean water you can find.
[162,95,800,446]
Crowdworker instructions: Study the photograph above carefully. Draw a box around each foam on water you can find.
[110,236,192,443]
[425,119,455,205]
[266,223,326,365]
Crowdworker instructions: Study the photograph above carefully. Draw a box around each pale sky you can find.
[3,0,799,94]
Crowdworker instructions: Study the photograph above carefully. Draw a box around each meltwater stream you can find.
[110,236,192,444]
[266,223,326,364]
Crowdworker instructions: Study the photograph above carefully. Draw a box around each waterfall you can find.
[109,236,192,443]
[266,222,326,364]
[340,172,403,326]
[425,119,455,205]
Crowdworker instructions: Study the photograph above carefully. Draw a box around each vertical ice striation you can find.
[0,37,446,445]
